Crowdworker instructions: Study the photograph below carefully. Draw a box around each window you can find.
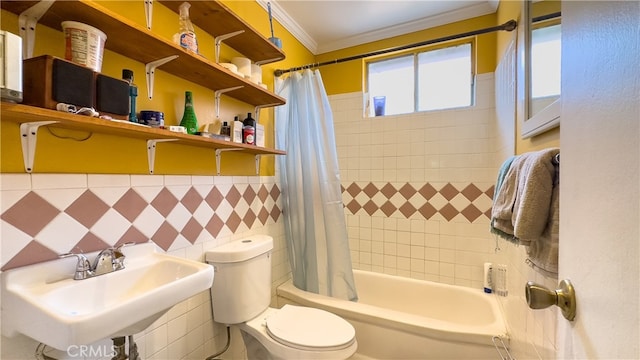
[367,43,473,116]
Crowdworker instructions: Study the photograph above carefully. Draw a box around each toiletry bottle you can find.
[180,91,198,135]
[173,2,198,53]
[232,115,242,143]
[122,69,137,123]
[243,112,256,145]
[220,121,231,137]
[483,262,493,294]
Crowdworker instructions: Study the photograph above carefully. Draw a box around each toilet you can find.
[206,235,357,360]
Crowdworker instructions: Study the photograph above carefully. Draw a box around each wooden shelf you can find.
[158,1,285,64]
[0,0,286,107]
[1,103,286,156]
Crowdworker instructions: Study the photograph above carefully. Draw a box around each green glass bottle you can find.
[180,91,198,135]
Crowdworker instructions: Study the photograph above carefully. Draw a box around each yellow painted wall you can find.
[0,1,314,175]
[316,14,498,95]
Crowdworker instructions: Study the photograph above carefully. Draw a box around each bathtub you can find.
[276,270,508,359]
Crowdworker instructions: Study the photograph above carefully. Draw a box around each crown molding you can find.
[255,0,318,54]
[316,1,499,54]
[255,1,499,55]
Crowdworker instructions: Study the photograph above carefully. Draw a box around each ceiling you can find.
[257,0,499,54]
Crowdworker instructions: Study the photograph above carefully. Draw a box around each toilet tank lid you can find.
[206,235,274,263]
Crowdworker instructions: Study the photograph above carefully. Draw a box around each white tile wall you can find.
[332,67,557,359]
[331,74,505,288]
[492,38,556,360]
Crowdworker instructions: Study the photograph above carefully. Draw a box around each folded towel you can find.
[491,148,560,275]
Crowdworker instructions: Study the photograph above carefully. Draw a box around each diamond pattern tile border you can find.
[342,181,493,222]
[1,183,282,271]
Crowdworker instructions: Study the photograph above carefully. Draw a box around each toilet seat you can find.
[265,305,356,351]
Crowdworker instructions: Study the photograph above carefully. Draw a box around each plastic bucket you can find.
[62,21,107,72]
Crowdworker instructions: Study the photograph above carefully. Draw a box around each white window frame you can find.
[366,41,475,116]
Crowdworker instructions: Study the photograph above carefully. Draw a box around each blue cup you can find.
[373,96,386,116]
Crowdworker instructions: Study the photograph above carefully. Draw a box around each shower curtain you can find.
[275,69,357,301]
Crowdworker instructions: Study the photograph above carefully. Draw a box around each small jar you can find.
[139,111,164,127]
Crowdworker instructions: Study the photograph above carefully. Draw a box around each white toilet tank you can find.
[206,235,273,325]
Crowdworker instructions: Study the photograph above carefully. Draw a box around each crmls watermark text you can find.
[67,345,117,358]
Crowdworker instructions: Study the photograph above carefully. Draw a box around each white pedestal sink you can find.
[1,242,213,351]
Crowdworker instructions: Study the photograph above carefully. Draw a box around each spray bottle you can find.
[173,2,198,53]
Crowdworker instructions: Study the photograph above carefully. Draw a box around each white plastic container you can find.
[61,21,107,72]
[231,57,251,78]
[250,63,262,84]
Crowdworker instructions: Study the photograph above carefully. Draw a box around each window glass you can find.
[418,43,472,111]
[368,55,414,116]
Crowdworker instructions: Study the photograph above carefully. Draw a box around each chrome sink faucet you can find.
[60,242,134,280]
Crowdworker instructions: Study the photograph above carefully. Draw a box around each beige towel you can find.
[526,173,559,276]
[492,148,559,242]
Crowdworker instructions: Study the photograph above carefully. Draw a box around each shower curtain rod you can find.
[274,19,517,77]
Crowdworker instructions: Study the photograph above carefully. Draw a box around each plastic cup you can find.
[373,96,386,116]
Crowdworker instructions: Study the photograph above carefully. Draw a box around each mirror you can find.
[520,0,562,138]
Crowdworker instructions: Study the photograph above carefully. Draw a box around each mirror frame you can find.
[519,0,561,139]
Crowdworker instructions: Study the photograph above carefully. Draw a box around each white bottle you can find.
[483,262,493,294]
[173,2,198,53]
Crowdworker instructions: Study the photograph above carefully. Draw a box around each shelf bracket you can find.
[254,102,281,124]
[214,86,243,118]
[20,121,58,173]
[214,30,245,63]
[144,0,153,30]
[18,0,55,59]
[255,57,283,66]
[145,55,179,99]
[215,148,242,176]
[253,153,279,175]
[147,139,178,174]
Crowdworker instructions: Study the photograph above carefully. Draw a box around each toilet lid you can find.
[265,305,355,351]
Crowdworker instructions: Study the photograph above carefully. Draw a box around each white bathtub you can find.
[277,270,508,359]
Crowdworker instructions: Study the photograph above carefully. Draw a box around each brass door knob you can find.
[525,279,576,321]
